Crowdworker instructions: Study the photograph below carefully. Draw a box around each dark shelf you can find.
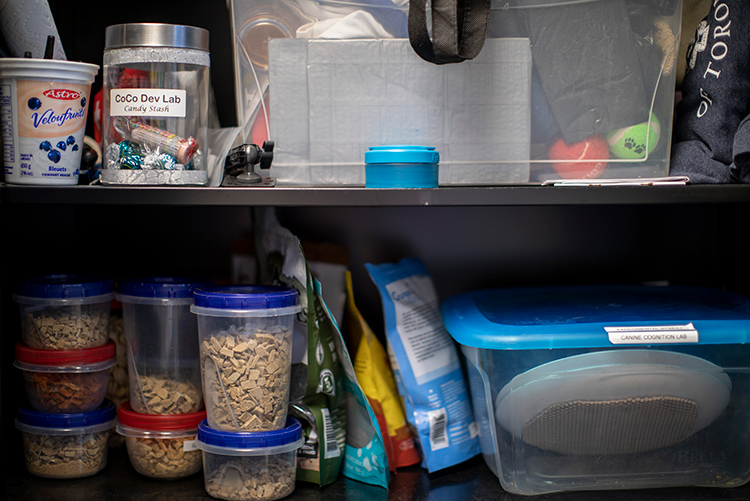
[6,446,750,501]
[2,183,750,207]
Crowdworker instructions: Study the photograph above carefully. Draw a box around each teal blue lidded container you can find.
[441,284,750,496]
[365,145,439,188]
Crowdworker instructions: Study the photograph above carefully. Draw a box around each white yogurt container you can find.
[0,58,99,185]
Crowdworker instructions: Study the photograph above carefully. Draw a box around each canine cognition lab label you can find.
[606,323,699,345]
[110,88,186,117]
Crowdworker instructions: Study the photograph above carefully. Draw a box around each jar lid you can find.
[192,285,299,310]
[365,145,439,165]
[16,399,116,429]
[16,274,114,299]
[118,277,212,299]
[15,340,116,365]
[105,23,209,51]
[197,418,302,449]
[117,401,206,430]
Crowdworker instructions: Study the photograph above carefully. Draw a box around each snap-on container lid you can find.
[192,285,299,310]
[15,274,114,300]
[365,145,439,165]
[16,399,117,430]
[118,277,211,299]
[105,23,209,51]
[15,340,116,367]
[442,285,750,350]
[117,401,206,431]
[197,417,303,452]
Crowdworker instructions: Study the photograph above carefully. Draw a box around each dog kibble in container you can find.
[16,400,116,479]
[14,274,114,349]
[196,417,303,501]
[118,277,209,415]
[15,341,116,413]
[191,286,300,432]
[117,400,205,479]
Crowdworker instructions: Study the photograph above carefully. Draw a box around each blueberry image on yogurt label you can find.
[28,97,41,110]
[66,135,76,146]
[57,141,67,151]
[39,141,51,151]
[48,150,61,163]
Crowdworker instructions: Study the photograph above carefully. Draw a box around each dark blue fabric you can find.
[670,0,750,183]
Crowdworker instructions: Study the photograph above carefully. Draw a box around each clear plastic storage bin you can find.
[196,417,303,501]
[230,0,682,185]
[191,286,301,432]
[442,285,750,495]
[16,400,116,479]
[14,274,114,350]
[118,277,208,415]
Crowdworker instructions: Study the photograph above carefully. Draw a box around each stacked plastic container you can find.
[115,277,209,479]
[13,274,117,478]
[191,285,304,501]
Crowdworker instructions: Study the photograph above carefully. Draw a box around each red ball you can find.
[548,134,610,179]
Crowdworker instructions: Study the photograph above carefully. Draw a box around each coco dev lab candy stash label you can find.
[110,89,186,118]
[0,58,98,185]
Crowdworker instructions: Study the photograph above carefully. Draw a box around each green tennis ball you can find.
[606,113,661,160]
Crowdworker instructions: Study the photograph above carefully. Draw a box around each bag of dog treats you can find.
[256,208,389,488]
[344,271,421,471]
[365,257,480,472]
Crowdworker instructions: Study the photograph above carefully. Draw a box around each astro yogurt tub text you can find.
[0,58,99,185]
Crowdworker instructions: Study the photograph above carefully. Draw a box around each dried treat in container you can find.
[14,274,114,349]
[16,400,116,479]
[196,418,303,501]
[131,373,202,415]
[15,341,116,413]
[117,401,205,479]
[191,286,300,432]
[118,277,209,415]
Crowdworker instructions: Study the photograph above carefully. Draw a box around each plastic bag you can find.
[344,271,420,471]
[365,257,480,472]
[256,208,389,488]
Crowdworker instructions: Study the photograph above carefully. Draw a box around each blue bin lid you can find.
[441,285,750,350]
[197,417,302,449]
[17,273,114,299]
[16,399,117,428]
[365,145,439,165]
[192,285,299,310]
[118,277,211,299]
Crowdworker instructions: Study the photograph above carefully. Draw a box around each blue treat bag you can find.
[365,257,480,472]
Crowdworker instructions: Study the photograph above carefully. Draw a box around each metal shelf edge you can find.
[2,184,749,207]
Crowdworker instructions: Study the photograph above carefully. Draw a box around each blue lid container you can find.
[16,399,117,433]
[118,276,211,304]
[365,145,439,188]
[442,285,750,350]
[192,285,300,311]
[15,274,114,301]
[196,417,304,454]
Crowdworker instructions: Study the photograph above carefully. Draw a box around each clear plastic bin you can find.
[116,400,206,479]
[14,274,114,350]
[442,285,750,495]
[196,417,303,501]
[231,0,682,185]
[191,286,300,432]
[15,341,116,413]
[16,400,116,479]
[118,277,209,415]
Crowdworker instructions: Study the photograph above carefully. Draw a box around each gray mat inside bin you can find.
[495,350,732,455]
